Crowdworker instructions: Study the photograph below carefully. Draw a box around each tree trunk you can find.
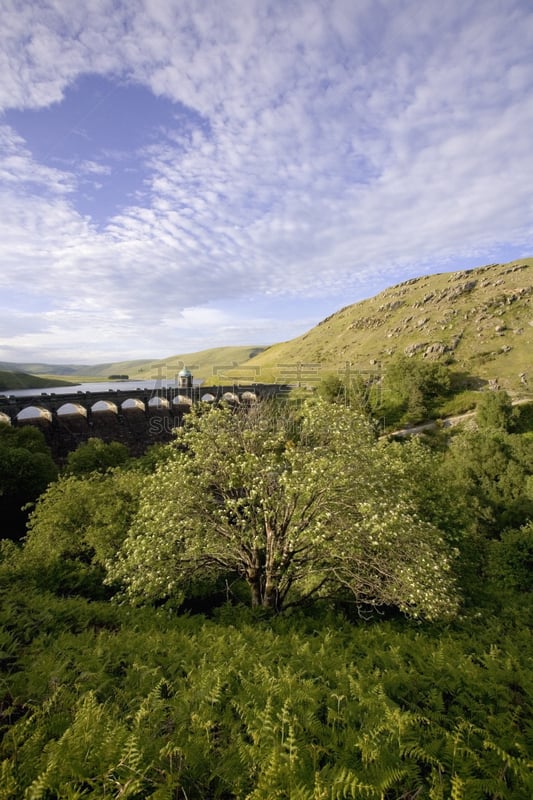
[247,568,280,610]
[249,573,262,607]
[247,556,264,608]
[247,548,280,610]
[263,572,280,611]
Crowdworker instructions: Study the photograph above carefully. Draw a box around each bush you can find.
[476,389,514,431]
[64,437,130,476]
[488,522,533,592]
[0,423,57,540]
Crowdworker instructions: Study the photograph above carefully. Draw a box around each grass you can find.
[435,390,480,417]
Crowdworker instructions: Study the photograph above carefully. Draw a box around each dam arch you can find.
[122,398,146,411]
[57,403,87,417]
[91,400,119,414]
[17,406,52,422]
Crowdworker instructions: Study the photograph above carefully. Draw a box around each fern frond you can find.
[450,772,464,800]
[329,766,380,799]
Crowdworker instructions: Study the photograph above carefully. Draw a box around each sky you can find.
[0,0,532,365]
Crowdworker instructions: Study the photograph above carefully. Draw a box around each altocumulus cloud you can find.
[0,0,532,362]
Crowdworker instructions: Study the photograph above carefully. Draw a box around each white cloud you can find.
[0,0,532,361]
[0,125,75,192]
[79,159,112,175]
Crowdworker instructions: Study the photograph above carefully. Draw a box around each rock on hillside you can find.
[247,258,532,393]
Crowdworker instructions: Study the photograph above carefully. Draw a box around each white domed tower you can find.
[177,367,193,390]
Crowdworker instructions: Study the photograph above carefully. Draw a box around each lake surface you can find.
[3,379,202,398]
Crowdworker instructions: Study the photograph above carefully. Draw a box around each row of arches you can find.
[1,391,258,423]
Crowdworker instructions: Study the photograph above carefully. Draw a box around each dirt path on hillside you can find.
[387,397,532,438]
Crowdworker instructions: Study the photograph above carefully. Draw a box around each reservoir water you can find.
[3,379,202,398]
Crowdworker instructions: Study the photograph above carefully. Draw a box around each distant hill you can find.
[0,360,154,378]
[0,370,75,392]
[122,346,268,382]
[0,347,268,385]
[243,258,532,394]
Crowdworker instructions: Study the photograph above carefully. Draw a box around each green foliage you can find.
[316,373,346,403]
[386,437,470,543]
[132,442,179,473]
[316,373,374,416]
[512,401,533,434]
[108,401,459,619]
[487,521,533,593]
[432,389,479,418]
[0,423,57,540]
[383,356,452,425]
[0,424,52,456]
[476,389,515,431]
[443,429,533,537]
[64,437,130,476]
[0,584,532,799]
[24,469,144,571]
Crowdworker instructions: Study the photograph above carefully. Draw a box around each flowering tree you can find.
[108,401,458,619]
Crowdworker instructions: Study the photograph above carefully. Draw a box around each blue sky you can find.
[0,0,532,364]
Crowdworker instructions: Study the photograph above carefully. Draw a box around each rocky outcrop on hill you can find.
[246,258,532,393]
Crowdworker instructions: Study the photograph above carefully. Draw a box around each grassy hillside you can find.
[245,258,532,393]
[0,370,75,392]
